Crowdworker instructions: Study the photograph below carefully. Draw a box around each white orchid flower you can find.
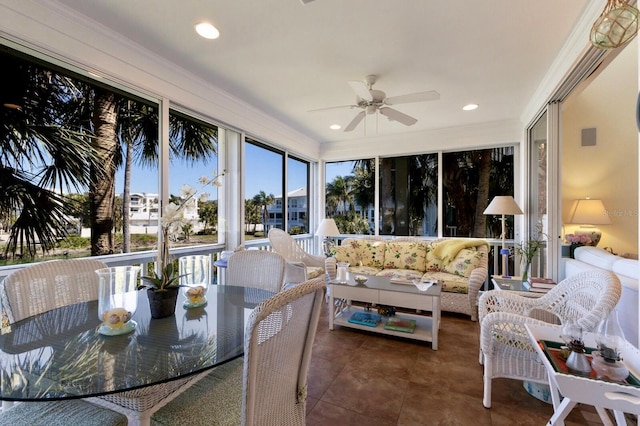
[198,176,211,186]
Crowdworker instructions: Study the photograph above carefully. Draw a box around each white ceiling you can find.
[54,0,589,143]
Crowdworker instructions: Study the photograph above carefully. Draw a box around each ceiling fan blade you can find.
[348,80,373,101]
[307,104,357,113]
[379,107,417,126]
[300,0,315,3]
[385,90,440,105]
[344,111,366,132]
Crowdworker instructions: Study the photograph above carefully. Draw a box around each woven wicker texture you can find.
[0,399,128,426]
[227,250,286,293]
[478,269,622,408]
[152,277,326,426]
[268,228,326,283]
[0,258,108,324]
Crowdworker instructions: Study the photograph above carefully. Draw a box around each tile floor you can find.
[305,304,623,426]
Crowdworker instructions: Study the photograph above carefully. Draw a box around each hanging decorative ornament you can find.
[590,0,639,49]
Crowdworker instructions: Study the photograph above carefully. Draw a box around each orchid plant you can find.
[138,171,224,292]
[565,233,592,245]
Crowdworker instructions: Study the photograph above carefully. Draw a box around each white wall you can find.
[561,43,638,256]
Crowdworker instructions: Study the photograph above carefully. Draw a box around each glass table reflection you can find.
[0,284,273,402]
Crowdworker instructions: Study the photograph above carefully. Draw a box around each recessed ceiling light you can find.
[195,22,220,39]
[330,124,341,130]
[463,103,479,111]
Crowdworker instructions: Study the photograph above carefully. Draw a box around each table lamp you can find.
[316,218,340,256]
[567,198,611,246]
[483,196,523,278]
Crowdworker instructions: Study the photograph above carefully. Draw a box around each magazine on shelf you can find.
[389,275,415,285]
[348,312,382,327]
[384,317,416,333]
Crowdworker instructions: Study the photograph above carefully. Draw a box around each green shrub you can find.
[56,235,90,250]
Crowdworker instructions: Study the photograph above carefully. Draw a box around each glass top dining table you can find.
[0,284,274,401]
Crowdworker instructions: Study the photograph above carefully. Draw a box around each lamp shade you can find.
[483,196,523,216]
[316,218,340,236]
[567,199,611,225]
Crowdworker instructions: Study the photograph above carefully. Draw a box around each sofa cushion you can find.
[383,241,427,271]
[573,246,618,271]
[612,258,639,281]
[332,240,357,264]
[422,271,469,294]
[443,248,482,278]
[333,238,386,268]
[356,239,387,268]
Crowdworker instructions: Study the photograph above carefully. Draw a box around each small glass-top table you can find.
[491,275,526,291]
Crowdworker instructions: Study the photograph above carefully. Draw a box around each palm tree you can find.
[1,51,98,257]
[252,191,275,234]
[90,89,119,255]
[325,176,355,215]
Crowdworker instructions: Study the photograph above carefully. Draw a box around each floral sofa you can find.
[325,237,489,320]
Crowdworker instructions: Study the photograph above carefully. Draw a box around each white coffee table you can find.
[328,275,441,350]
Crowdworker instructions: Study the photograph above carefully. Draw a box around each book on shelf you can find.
[348,312,382,327]
[527,277,556,289]
[384,317,416,333]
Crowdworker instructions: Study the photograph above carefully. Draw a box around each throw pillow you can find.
[383,241,427,271]
[443,248,482,278]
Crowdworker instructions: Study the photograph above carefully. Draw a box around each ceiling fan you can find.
[311,75,440,132]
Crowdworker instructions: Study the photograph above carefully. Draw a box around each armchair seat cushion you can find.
[306,266,324,279]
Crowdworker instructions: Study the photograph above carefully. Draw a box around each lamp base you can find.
[575,227,602,247]
[500,248,511,278]
[322,238,335,257]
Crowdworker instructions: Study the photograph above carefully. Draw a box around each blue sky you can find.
[115,153,355,199]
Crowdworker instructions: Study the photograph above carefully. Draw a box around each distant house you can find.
[266,187,308,231]
[127,192,200,230]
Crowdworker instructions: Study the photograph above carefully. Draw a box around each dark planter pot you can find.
[147,287,179,319]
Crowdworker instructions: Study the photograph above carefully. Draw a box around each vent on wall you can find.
[581,127,597,146]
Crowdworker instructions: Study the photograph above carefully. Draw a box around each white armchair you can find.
[478,270,622,408]
[268,228,326,284]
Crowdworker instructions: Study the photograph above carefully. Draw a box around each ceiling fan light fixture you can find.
[195,22,220,39]
[590,0,639,49]
[329,124,341,130]
[463,103,479,111]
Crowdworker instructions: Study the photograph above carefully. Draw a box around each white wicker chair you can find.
[227,250,286,293]
[0,258,108,324]
[478,269,622,408]
[0,259,128,425]
[268,228,326,284]
[151,277,326,426]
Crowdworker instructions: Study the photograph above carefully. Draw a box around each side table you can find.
[526,323,640,425]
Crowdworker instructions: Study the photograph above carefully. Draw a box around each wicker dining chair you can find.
[151,276,326,426]
[0,258,128,425]
[0,258,108,324]
[268,228,326,284]
[478,269,622,408]
[227,250,286,293]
